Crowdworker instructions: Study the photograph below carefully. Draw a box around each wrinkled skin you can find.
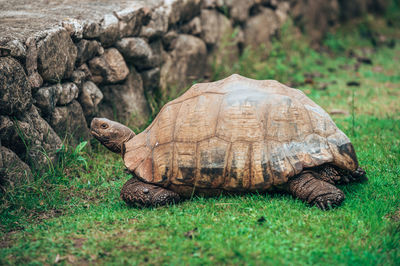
[120,177,180,208]
[90,118,135,154]
[91,117,367,210]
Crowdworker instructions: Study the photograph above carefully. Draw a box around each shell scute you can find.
[174,94,222,142]
[304,104,337,136]
[150,103,181,145]
[124,132,151,173]
[249,142,268,189]
[266,140,294,185]
[171,142,197,185]
[216,89,264,142]
[152,143,173,185]
[196,138,229,188]
[327,132,358,171]
[223,141,252,190]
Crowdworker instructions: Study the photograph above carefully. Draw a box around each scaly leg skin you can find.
[120,178,180,207]
[286,171,345,210]
[314,164,368,185]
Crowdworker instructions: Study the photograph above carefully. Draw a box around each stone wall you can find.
[0,0,389,186]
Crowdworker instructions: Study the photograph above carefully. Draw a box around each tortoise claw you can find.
[314,194,343,210]
[351,167,368,182]
[315,200,326,210]
[326,200,333,209]
[342,176,350,184]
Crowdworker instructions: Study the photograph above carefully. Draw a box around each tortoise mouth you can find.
[90,129,108,142]
[90,129,100,138]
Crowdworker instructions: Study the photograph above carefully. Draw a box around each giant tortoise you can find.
[90,74,366,210]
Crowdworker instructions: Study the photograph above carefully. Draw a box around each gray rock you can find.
[0,146,32,187]
[82,20,102,39]
[181,17,202,36]
[0,57,32,116]
[338,0,389,19]
[71,70,88,88]
[141,67,160,92]
[0,107,62,171]
[276,1,290,24]
[163,0,202,25]
[98,14,120,47]
[149,40,164,66]
[116,38,161,70]
[25,37,38,75]
[202,0,224,9]
[88,48,129,84]
[34,81,78,114]
[162,31,179,51]
[24,106,62,170]
[78,63,92,78]
[62,18,84,39]
[140,7,169,40]
[254,0,278,7]
[37,28,77,82]
[49,100,90,142]
[200,9,232,46]
[99,69,150,128]
[116,37,151,60]
[76,39,102,66]
[28,72,43,90]
[79,81,103,120]
[200,9,239,69]
[115,4,150,38]
[58,82,79,106]
[244,7,280,49]
[5,40,26,59]
[160,34,207,98]
[228,0,255,23]
[202,0,255,23]
[34,84,62,116]
[291,0,339,42]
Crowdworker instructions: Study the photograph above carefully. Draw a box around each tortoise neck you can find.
[109,130,135,155]
[121,131,137,156]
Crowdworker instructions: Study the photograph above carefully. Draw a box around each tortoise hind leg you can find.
[286,172,345,210]
[121,178,180,207]
[314,164,367,185]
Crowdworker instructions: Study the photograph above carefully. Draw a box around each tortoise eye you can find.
[101,123,108,129]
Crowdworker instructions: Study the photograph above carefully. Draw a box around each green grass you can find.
[1,14,400,265]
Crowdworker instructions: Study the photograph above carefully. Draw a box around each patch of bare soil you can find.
[38,209,63,220]
[73,237,87,249]
[386,208,400,222]
[391,208,400,222]
[0,231,17,249]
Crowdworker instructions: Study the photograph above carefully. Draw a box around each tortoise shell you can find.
[123,74,358,194]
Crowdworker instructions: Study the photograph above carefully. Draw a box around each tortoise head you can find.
[90,118,135,154]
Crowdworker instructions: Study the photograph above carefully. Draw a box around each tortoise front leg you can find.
[121,178,180,207]
[285,171,345,210]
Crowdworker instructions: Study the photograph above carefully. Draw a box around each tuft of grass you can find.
[1,12,400,265]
